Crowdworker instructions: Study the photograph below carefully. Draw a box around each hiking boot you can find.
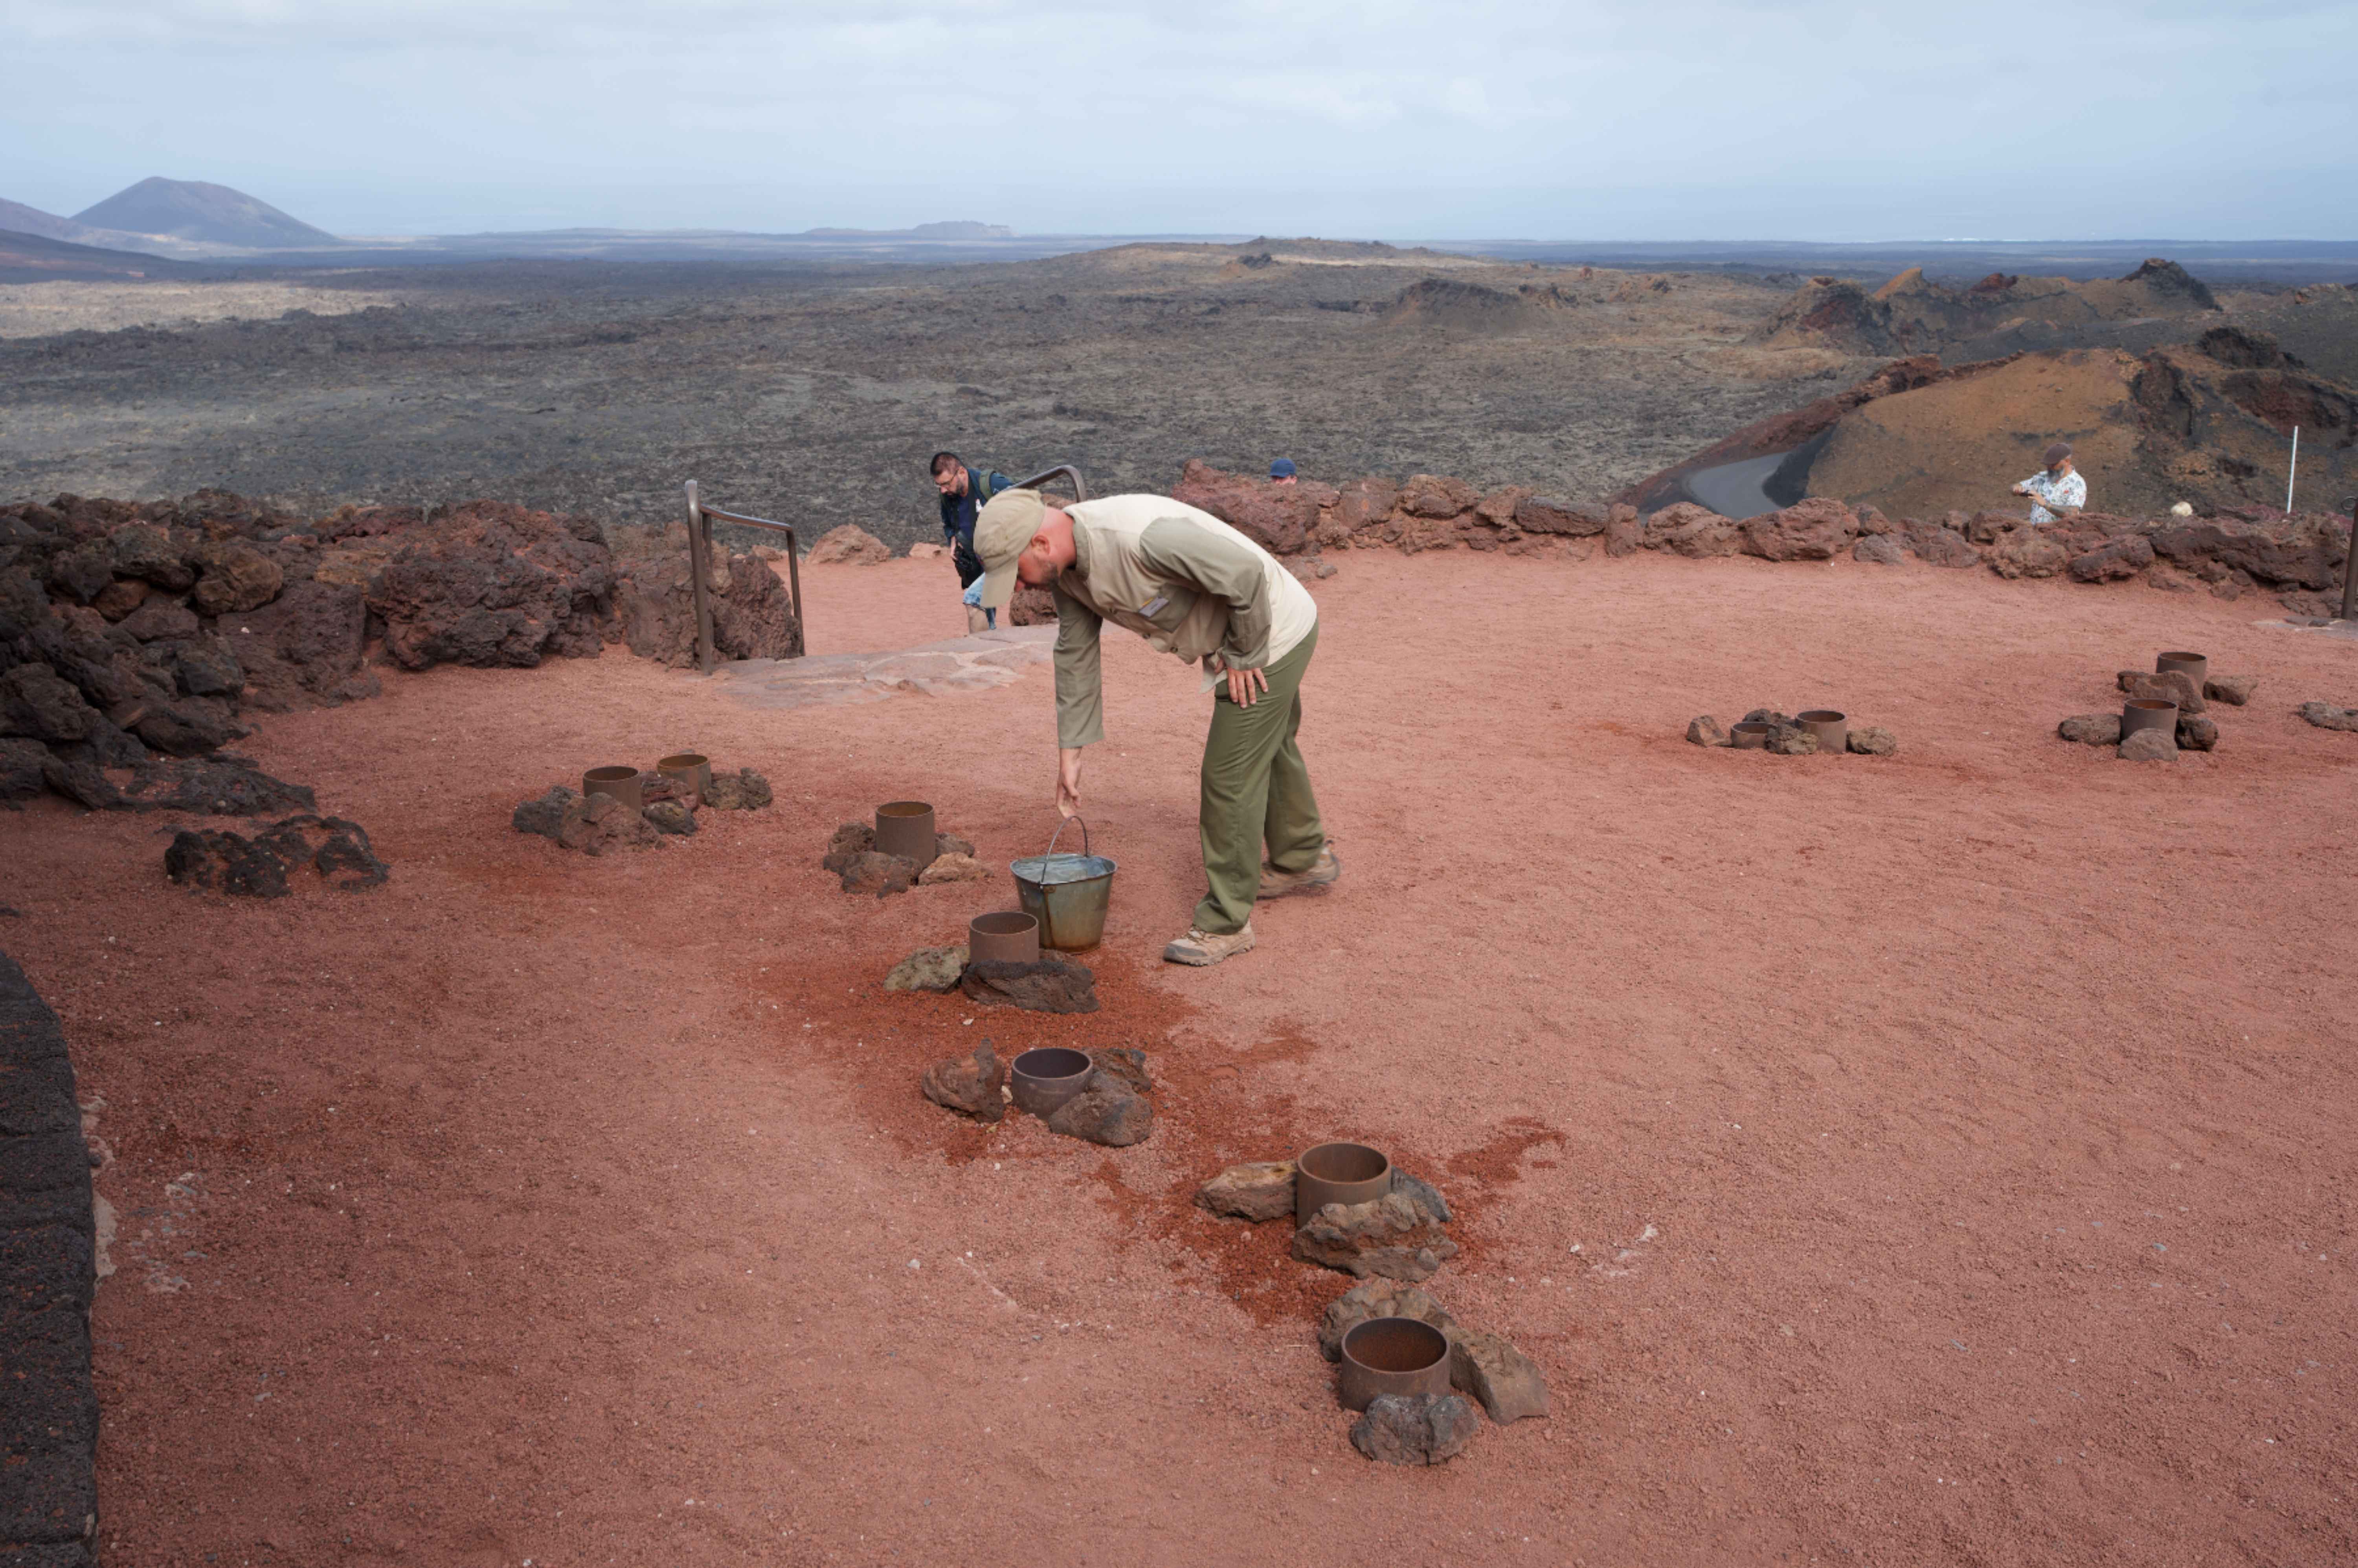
[1163,923,1257,967]
[1256,843,1341,901]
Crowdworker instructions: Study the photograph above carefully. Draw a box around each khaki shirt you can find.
[1050,494,1318,748]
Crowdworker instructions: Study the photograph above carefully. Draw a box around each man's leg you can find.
[1192,630,1320,936]
[1261,627,1325,874]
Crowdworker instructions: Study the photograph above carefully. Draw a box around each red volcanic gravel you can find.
[4,549,2355,1566]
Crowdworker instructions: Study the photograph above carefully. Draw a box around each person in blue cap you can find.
[1269,458,1298,486]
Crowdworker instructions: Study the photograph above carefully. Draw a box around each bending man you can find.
[972,487,1339,966]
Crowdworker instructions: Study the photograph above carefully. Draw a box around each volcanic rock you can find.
[1319,1279,1458,1361]
[806,525,892,565]
[1741,497,1857,562]
[1666,510,1743,558]
[115,595,199,643]
[1449,1330,1550,1425]
[1909,524,1981,567]
[838,851,920,897]
[1514,497,1608,536]
[235,578,368,701]
[53,713,146,771]
[643,799,696,835]
[2066,534,2155,582]
[1173,459,1335,556]
[1043,1072,1153,1146]
[557,791,661,855]
[2119,728,2179,761]
[190,540,284,616]
[369,501,617,670]
[1765,725,1820,756]
[512,785,577,839]
[1853,533,1907,565]
[935,831,974,858]
[1328,477,1399,545]
[917,852,990,884]
[122,754,313,816]
[0,665,95,743]
[1293,1190,1458,1282]
[2119,668,2204,713]
[111,523,195,590]
[1603,508,1642,558]
[2059,714,2122,745]
[165,828,290,896]
[700,768,772,810]
[1398,474,1478,520]
[2176,714,2219,751]
[958,957,1100,1014]
[885,946,968,993]
[39,754,120,811]
[1686,715,1729,747]
[822,821,875,870]
[1089,1047,1152,1096]
[1846,725,1897,755]
[46,541,115,604]
[92,577,148,621]
[167,637,242,698]
[0,739,46,803]
[1351,1394,1480,1467]
[921,1044,1006,1124]
[1196,1161,1297,1223]
[1984,528,2070,580]
[1743,708,1794,727]
[129,696,244,756]
[2295,701,2358,732]
[2204,675,2256,706]
[254,814,389,890]
[610,520,800,667]
[1391,1169,1452,1223]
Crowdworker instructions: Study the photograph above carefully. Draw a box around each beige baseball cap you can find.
[972,488,1045,610]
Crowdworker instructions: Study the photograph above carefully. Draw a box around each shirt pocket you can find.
[1136,585,1198,636]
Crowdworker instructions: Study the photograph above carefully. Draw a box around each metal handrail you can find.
[1011,465,1089,503]
[683,479,806,676]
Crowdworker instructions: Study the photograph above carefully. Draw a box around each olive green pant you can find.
[1196,624,1325,935]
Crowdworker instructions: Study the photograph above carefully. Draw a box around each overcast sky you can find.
[7,0,2353,240]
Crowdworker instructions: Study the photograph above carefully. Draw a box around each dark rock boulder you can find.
[114,595,198,643]
[609,521,799,668]
[2059,713,2122,745]
[0,666,94,744]
[164,829,290,897]
[1908,523,1981,567]
[1853,533,1907,565]
[821,821,875,870]
[121,755,313,816]
[700,768,773,810]
[45,542,115,605]
[643,799,696,835]
[1450,1329,1550,1424]
[959,957,1100,1014]
[1515,497,1609,537]
[0,738,46,804]
[1351,1394,1480,1466]
[166,637,243,699]
[2066,534,2155,582]
[368,501,618,671]
[512,786,576,839]
[190,540,284,616]
[1089,1047,1151,1096]
[2296,700,2358,732]
[38,754,121,811]
[111,523,195,590]
[1686,715,1730,747]
[127,696,244,756]
[1173,459,1335,556]
[1319,1279,1458,1362]
[254,815,389,890]
[2204,675,2256,706]
[2120,668,2204,713]
[556,791,660,855]
[1398,474,1479,520]
[1042,1071,1153,1146]
[1293,1190,1458,1281]
[837,850,920,897]
[1742,497,1857,562]
[921,1044,1006,1123]
[2176,714,2219,751]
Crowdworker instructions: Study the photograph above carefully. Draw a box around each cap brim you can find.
[979,557,1020,610]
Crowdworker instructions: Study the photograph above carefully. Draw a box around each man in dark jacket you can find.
[932,452,1013,631]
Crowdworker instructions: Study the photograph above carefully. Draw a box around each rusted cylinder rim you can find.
[1296,1140,1392,1223]
[2156,651,2207,679]
[968,910,1039,966]
[1009,1047,1093,1118]
[1796,709,1845,725]
[2122,698,2178,735]
[1797,709,1848,754]
[1337,1317,1453,1412]
[874,800,938,867]
[582,765,643,808]
[1730,722,1772,749]
[877,800,932,820]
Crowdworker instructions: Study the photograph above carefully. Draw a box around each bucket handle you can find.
[1043,813,1091,862]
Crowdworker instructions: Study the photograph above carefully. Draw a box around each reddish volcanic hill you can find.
[1755,258,2222,358]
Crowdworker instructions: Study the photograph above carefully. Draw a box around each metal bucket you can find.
[968,911,1040,967]
[657,752,713,799]
[2156,651,2208,687]
[1011,815,1116,952]
[1797,709,1848,753]
[875,801,938,868]
[1296,1141,1392,1224]
[2122,698,2178,737]
[1009,1047,1094,1118]
[1337,1318,1453,1412]
[582,766,643,811]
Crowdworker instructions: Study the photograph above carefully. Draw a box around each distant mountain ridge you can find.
[72,177,338,248]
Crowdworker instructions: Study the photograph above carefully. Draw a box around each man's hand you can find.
[1056,747,1084,818]
[1219,661,1269,708]
[2011,483,2031,496]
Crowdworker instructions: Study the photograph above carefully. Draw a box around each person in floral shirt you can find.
[2013,442,2087,524]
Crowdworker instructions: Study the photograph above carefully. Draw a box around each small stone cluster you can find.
[1196,1160,1458,1283]
[512,766,773,855]
[822,820,991,897]
[1686,708,1896,756]
[919,1043,1152,1146]
[164,813,388,897]
[887,944,1100,1014]
[2057,670,2249,761]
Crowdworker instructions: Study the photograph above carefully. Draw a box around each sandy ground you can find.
[5,550,2356,1567]
[0,279,412,340]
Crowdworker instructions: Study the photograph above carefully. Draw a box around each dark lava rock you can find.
[1042,1071,1153,1146]
[92,577,148,621]
[368,501,618,670]
[1391,1169,1452,1223]
[935,831,975,858]
[53,714,146,771]
[37,755,121,812]
[1765,724,1820,756]
[2119,728,2180,761]
[643,799,696,835]
[958,957,1100,1014]
[557,791,660,855]
[2119,668,2204,714]
[512,785,577,839]
[1293,1190,1458,1282]
[1742,708,1793,727]
[121,755,314,816]
[1089,1047,1151,1095]
[821,821,876,872]
[1449,1329,1551,1424]
[921,1043,1006,1123]
[1196,1161,1297,1223]
[114,595,199,644]
[2066,535,2155,583]
[1853,533,1906,565]
[255,814,389,890]
[0,665,95,744]
[1511,496,1607,537]
[1319,1279,1458,1362]
[2176,714,2219,751]
[2059,713,2121,745]
[1351,1394,1480,1466]
[0,738,47,804]
[610,521,799,667]
[1685,715,1729,747]
[1741,497,1857,562]
[168,637,243,698]
[46,541,115,604]
[112,522,195,589]
[165,829,290,897]
[128,696,245,756]
[189,540,284,616]
[701,768,773,810]
[1908,524,1981,568]
[2205,675,2256,706]
[838,850,919,897]
[2296,701,2358,732]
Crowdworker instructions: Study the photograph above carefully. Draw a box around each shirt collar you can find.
[1069,514,1097,584]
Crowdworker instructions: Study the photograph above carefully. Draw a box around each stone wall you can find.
[0,949,98,1566]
